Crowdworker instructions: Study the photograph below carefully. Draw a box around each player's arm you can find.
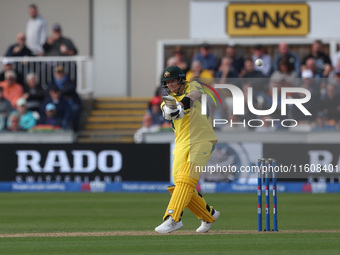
[178,90,202,109]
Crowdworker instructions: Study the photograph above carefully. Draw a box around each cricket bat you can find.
[162,96,177,109]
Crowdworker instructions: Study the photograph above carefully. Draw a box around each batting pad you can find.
[163,162,198,222]
[167,186,215,223]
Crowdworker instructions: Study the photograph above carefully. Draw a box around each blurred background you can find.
[0,0,339,193]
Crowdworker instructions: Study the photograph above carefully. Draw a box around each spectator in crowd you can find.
[319,83,340,126]
[39,103,61,128]
[311,112,336,131]
[40,85,71,130]
[251,44,272,77]
[192,43,217,74]
[4,34,34,78]
[0,115,5,131]
[303,58,327,98]
[43,24,78,56]
[301,40,332,78]
[304,57,324,78]
[166,56,178,67]
[273,42,300,75]
[240,84,258,127]
[214,56,238,84]
[0,87,12,130]
[300,69,321,98]
[0,58,25,87]
[328,68,340,96]
[154,85,167,98]
[0,70,24,108]
[186,60,214,84]
[147,96,171,127]
[240,58,267,94]
[134,113,159,143]
[331,42,340,69]
[166,46,189,73]
[6,112,23,132]
[147,96,162,125]
[46,65,81,131]
[259,75,286,121]
[172,46,189,73]
[22,72,45,113]
[224,45,244,75]
[26,4,47,55]
[271,57,299,87]
[5,32,33,57]
[291,81,319,123]
[241,59,263,79]
[10,98,36,130]
[0,87,12,120]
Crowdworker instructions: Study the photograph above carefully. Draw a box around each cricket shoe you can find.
[155,216,183,234]
[196,209,220,233]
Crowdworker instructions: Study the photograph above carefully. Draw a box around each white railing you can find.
[0,56,93,96]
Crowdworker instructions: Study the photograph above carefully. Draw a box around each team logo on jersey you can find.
[164,71,170,77]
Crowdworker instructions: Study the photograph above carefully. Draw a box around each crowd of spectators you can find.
[5,4,78,58]
[157,40,340,132]
[4,4,340,143]
[0,4,80,133]
[0,64,81,132]
[135,40,340,142]
[134,88,172,143]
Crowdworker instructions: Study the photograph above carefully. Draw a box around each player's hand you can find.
[60,44,68,54]
[162,103,184,120]
[173,102,185,120]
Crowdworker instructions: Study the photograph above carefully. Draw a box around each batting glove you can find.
[162,103,184,121]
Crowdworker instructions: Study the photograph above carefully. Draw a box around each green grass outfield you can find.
[0,193,339,254]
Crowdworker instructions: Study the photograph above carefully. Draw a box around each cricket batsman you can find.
[155,65,220,233]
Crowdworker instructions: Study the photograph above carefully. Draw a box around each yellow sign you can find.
[227,3,309,36]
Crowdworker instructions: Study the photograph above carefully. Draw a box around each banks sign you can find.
[227,3,309,36]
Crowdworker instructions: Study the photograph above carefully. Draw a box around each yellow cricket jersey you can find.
[162,81,217,146]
